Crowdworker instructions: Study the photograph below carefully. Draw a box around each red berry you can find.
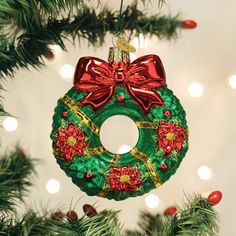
[181,20,197,29]
[83,204,97,217]
[61,111,69,118]
[66,210,78,222]
[51,209,64,220]
[164,110,172,118]
[161,163,168,170]
[116,95,125,103]
[46,50,55,60]
[164,206,177,215]
[208,191,222,206]
[85,172,93,180]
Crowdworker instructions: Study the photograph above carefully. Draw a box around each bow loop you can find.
[74,54,166,113]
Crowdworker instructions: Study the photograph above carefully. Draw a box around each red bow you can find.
[74,54,166,113]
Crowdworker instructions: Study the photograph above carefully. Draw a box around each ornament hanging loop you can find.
[117,0,124,35]
[114,0,136,53]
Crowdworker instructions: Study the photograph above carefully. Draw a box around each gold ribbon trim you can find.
[109,154,120,168]
[98,190,107,198]
[131,148,161,188]
[61,95,100,135]
[98,154,120,198]
[136,121,159,129]
[88,147,106,155]
[53,150,62,159]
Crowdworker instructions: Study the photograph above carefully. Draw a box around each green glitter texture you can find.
[50,86,188,201]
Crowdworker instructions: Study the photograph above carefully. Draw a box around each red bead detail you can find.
[208,191,222,206]
[73,55,166,113]
[164,110,172,118]
[83,204,98,217]
[68,120,74,125]
[116,95,125,103]
[85,172,93,180]
[161,163,168,170]
[181,20,197,29]
[61,111,69,118]
[66,210,78,222]
[164,206,177,215]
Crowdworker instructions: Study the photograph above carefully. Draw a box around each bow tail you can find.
[79,85,115,111]
[126,85,165,113]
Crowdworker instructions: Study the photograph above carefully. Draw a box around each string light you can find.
[228,74,236,89]
[46,179,60,194]
[60,64,74,80]
[3,117,18,132]
[197,165,212,180]
[145,194,160,209]
[188,82,204,97]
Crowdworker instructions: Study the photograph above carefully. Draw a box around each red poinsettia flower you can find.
[158,121,187,156]
[56,123,87,161]
[106,166,143,192]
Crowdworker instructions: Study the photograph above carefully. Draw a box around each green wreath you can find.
[50,48,188,201]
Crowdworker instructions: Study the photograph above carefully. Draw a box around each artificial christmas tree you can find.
[0,0,222,235]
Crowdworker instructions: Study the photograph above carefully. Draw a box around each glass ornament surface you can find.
[51,48,188,201]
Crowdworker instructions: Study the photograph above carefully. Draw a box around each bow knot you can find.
[74,54,166,113]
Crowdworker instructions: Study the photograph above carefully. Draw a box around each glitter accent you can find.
[131,148,161,188]
[61,95,100,135]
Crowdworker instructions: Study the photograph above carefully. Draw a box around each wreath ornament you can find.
[51,47,189,200]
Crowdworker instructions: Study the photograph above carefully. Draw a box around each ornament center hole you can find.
[99,115,139,154]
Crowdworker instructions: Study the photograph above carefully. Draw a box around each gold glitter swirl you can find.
[98,154,121,198]
[131,148,161,188]
[53,149,62,158]
[88,146,106,155]
[109,154,120,168]
[98,190,107,198]
[136,121,159,129]
[61,95,100,135]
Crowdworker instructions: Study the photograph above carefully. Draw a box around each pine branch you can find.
[162,194,219,236]
[125,212,163,236]
[0,100,8,117]
[125,193,220,236]
[0,2,182,79]
[0,0,180,116]
[0,147,221,235]
[0,147,35,212]
[0,210,121,236]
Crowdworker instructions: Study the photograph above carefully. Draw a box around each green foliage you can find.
[0,146,121,235]
[162,194,219,236]
[0,210,121,236]
[0,147,35,212]
[0,0,179,116]
[125,212,163,236]
[0,1,218,234]
[0,146,220,235]
[126,195,219,236]
[0,1,181,79]
[0,101,7,117]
